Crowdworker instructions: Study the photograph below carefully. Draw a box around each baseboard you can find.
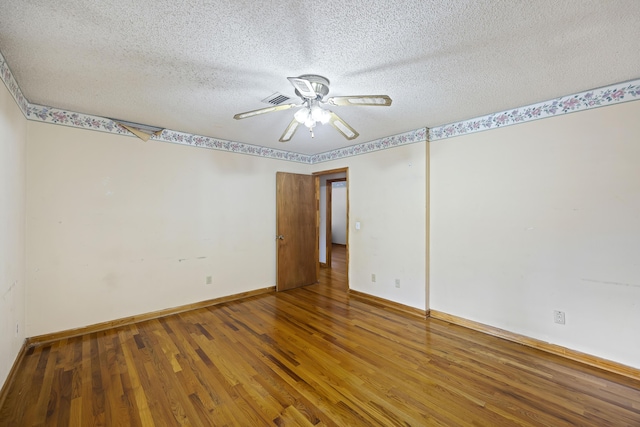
[28,286,276,346]
[348,289,428,319]
[430,310,640,381]
[0,339,29,410]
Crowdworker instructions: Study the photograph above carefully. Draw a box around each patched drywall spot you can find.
[103,272,117,288]
[101,176,114,196]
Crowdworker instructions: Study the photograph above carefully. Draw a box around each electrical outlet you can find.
[395,279,400,288]
[553,310,565,325]
[371,273,376,283]
[206,276,213,285]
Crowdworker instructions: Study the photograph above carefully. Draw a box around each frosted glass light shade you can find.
[304,117,315,128]
[311,106,331,124]
[294,108,310,123]
[319,109,331,124]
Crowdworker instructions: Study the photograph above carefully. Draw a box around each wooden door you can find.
[276,172,319,291]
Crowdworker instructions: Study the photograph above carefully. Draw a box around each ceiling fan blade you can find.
[279,119,300,142]
[328,112,359,140]
[287,77,317,99]
[233,103,297,120]
[327,95,392,107]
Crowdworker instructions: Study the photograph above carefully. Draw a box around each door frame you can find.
[325,177,347,268]
[313,167,349,287]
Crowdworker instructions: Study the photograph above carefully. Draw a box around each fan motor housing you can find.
[295,74,330,100]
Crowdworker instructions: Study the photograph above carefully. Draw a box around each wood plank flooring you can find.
[1,245,639,426]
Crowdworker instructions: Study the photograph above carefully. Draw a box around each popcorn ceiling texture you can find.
[0,0,639,155]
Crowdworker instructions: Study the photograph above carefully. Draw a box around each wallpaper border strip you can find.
[311,128,428,163]
[0,51,29,116]
[25,103,315,164]
[3,50,639,163]
[428,79,640,141]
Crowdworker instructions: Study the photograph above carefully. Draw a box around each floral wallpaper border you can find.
[158,128,313,163]
[428,79,640,141]
[25,102,313,163]
[311,128,427,163]
[0,51,29,116]
[3,50,639,163]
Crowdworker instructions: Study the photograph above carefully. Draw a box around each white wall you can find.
[313,143,427,310]
[430,100,640,368]
[24,121,428,335]
[331,183,347,244]
[25,122,308,336]
[0,80,27,387]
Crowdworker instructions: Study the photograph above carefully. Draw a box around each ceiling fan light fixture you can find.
[319,110,331,124]
[310,105,331,124]
[294,108,310,123]
[304,116,316,128]
[233,74,391,142]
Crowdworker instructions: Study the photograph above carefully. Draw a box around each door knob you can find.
[277,235,284,240]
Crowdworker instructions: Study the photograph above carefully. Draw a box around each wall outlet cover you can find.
[553,310,566,325]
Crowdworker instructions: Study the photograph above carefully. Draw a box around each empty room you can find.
[1,1,639,425]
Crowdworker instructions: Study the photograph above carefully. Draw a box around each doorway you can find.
[275,168,348,291]
[314,168,348,288]
[325,178,347,269]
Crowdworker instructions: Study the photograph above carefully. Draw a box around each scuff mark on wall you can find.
[1,281,17,301]
[581,278,639,288]
[178,257,207,262]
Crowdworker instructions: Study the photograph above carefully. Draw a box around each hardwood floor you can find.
[322,243,347,291]
[1,247,639,426]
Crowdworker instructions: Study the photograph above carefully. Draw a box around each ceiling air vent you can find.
[261,92,291,105]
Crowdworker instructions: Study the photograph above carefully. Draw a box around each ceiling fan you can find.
[233,74,392,142]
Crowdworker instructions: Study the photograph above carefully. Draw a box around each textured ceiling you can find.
[1,0,639,155]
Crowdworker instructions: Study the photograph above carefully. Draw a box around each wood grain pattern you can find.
[1,256,639,425]
[276,172,319,291]
[430,309,640,381]
[0,339,28,411]
[27,287,275,346]
[312,168,348,177]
